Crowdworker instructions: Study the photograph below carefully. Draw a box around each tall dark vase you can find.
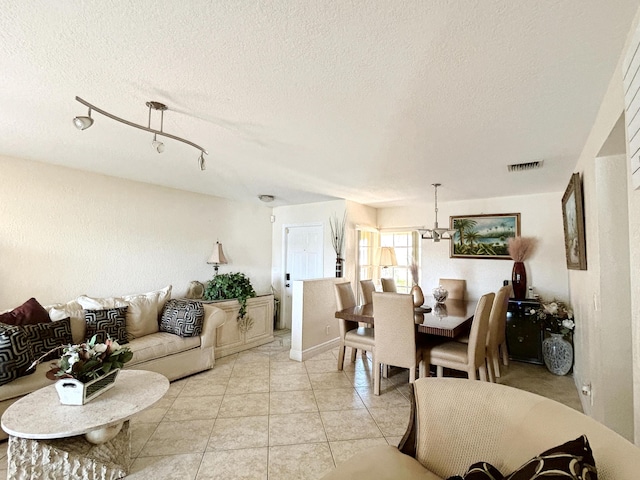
[335,258,343,278]
[512,261,527,300]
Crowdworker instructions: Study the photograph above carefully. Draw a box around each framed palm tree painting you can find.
[449,213,521,259]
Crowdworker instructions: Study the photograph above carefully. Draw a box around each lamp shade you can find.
[377,247,397,267]
[207,241,228,265]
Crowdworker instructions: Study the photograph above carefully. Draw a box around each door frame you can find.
[280,222,324,330]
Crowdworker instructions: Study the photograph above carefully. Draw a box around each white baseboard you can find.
[289,338,339,362]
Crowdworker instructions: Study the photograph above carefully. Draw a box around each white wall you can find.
[377,192,568,301]
[566,5,639,441]
[0,156,274,309]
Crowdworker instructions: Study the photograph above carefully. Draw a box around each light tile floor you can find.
[0,329,581,480]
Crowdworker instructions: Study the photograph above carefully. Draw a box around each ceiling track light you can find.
[418,183,457,242]
[73,107,94,130]
[73,96,207,170]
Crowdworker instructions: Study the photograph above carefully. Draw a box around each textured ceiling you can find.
[0,1,638,208]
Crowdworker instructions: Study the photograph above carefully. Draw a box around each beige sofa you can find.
[322,378,640,479]
[0,288,226,441]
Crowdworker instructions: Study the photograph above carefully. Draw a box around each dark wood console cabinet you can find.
[506,298,543,365]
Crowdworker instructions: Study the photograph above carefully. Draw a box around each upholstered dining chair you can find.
[334,282,375,370]
[381,278,397,293]
[372,292,426,395]
[457,285,510,382]
[487,285,511,380]
[438,278,466,300]
[422,292,495,381]
[359,279,376,305]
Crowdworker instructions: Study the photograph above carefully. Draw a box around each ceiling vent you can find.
[507,160,544,172]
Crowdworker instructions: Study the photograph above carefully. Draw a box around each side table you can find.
[1,370,169,480]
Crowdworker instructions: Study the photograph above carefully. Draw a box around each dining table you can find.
[335,296,478,338]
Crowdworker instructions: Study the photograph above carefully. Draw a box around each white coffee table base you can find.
[8,420,130,480]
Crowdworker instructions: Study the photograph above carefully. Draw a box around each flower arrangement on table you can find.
[44,335,133,383]
[530,299,575,337]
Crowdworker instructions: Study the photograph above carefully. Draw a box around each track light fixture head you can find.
[73,108,94,130]
[151,134,165,153]
[198,152,206,171]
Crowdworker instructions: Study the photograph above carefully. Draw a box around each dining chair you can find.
[456,285,510,382]
[381,278,397,292]
[371,292,426,395]
[487,285,511,381]
[334,282,375,370]
[359,279,376,305]
[438,278,466,300]
[422,292,495,381]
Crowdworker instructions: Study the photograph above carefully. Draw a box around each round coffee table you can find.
[1,369,169,479]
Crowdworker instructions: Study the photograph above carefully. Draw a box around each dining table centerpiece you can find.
[45,335,133,405]
[409,262,424,307]
[531,299,575,375]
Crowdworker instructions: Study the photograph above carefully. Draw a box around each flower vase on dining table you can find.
[411,285,425,307]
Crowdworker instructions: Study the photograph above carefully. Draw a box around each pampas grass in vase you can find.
[507,237,536,299]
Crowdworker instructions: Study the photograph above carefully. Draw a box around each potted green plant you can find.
[204,272,257,331]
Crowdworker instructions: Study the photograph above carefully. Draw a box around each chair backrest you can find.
[487,285,510,348]
[372,292,416,368]
[334,282,356,310]
[466,292,495,367]
[407,378,640,480]
[438,278,466,300]
[381,278,397,292]
[360,279,376,304]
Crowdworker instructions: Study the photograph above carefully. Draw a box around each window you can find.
[356,228,419,299]
[380,231,420,294]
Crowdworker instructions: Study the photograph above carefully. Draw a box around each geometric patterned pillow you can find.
[446,462,505,480]
[0,323,34,386]
[506,435,597,480]
[21,317,73,361]
[159,299,204,337]
[446,435,598,480]
[84,307,128,344]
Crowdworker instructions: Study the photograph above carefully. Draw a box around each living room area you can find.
[3,1,640,479]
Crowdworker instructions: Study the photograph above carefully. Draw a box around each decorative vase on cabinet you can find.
[542,333,573,375]
[511,261,527,300]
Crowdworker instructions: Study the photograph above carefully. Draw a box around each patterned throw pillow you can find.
[446,435,597,480]
[84,307,128,344]
[0,323,34,386]
[447,462,504,480]
[506,435,597,480]
[21,318,74,361]
[159,299,204,337]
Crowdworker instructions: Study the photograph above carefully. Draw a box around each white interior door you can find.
[282,224,323,329]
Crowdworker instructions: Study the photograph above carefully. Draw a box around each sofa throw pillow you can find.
[84,307,129,344]
[21,317,73,361]
[505,434,597,480]
[446,435,597,480]
[446,462,504,480]
[159,299,204,337]
[0,298,51,326]
[45,300,86,344]
[0,323,34,386]
[77,295,128,310]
